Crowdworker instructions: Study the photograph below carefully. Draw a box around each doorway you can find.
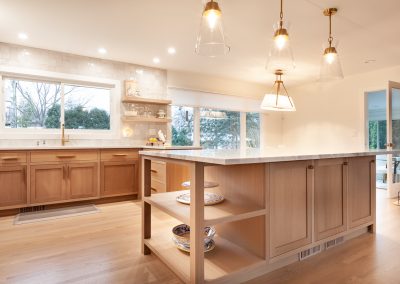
[366,81,400,198]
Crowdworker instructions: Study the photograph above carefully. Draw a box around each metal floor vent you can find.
[19,205,46,213]
[325,236,345,250]
[299,245,321,261]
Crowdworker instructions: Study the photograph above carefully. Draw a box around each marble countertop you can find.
[0,145,201,151]
[139,148,397,165]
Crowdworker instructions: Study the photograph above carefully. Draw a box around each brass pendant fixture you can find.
[261,70,296,111]
[266,0,295,72]
[320,8,344,81]
[195,0,230,57]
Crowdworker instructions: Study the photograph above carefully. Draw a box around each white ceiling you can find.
[0,0,400,87]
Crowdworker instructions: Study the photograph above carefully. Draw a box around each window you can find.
[246,112,260,148]
[200,108,240,149]
[5,78,61,129]
[3,78,111,131]
[64,85,110,130]
[171,106,194,146]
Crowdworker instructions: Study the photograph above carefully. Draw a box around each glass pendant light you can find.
[266,0,295,72]
[195,0,230,57]
[320,8,344,81]
[261,70,296,111]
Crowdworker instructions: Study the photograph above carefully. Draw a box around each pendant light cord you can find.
[328,12,333,48]
[279,0,284,28]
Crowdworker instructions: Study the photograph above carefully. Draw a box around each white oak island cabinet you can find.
[140,149,387,284]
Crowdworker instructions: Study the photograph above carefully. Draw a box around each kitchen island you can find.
[140,149,392,284]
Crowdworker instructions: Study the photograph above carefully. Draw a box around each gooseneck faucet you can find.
[61,123,70,146]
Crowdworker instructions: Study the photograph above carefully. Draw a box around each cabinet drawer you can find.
[0,152,27,165]
[30,150,98,163]
[151,161,166,182]
[151,178,166,193]
[100,149,139,161]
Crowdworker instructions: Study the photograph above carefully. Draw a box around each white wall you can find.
[282,65,400,152]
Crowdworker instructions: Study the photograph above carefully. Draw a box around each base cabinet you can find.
[269,160,313,257]
[348,156,375,228]
[314,158,347,240]
[101,161,138,197]
[68,162,98,199]
[0,165,27,208]
[30,164,66,204]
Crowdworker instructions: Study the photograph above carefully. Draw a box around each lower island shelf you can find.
[146,210,266,283]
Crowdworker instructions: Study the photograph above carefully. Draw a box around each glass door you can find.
[387,81,400,198]
[366,90,387,190]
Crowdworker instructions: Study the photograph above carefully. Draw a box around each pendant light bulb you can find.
[320,8,343,81]
[203,4,221,30]
[261,70,296,112]
[266,0,295,72]
[195,0,230,57]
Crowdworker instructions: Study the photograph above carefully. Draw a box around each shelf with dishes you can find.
[122,116,171,123]
[143,190,266,226]
[146,209,266,283]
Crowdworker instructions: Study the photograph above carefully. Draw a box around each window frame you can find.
[0,66,120,140]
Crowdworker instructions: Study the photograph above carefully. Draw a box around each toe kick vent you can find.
[325,236,345,250]
[299,245,321,261]
[19,205,46,213]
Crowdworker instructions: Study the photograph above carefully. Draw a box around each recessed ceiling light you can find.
[98,47,107,54]
[18,33,28,40]
[153,57,160,64]
[167,47,176,55]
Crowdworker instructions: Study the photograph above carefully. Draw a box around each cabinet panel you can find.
[0,166,27,207]
[101,161,138,197]
[270,160,312,258]
[30,164,65,204]
[30,150,98,163]
[348,156,375,228]
[0,152,27,165]
[68,163,98,199]
[314,159,347,240]
[100,149,139,161]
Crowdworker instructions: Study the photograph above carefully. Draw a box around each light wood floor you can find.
[0,189,399,284]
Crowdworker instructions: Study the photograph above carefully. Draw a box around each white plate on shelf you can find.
[181,181,219,188]
[176,192,224,206]
[172,238,216,253]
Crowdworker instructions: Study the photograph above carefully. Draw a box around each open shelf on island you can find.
[122,96,172,105]
[145,215,265,283]
[122,117,172,123]
[143,190,266,226]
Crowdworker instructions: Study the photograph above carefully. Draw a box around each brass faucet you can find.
[61,123,70,146]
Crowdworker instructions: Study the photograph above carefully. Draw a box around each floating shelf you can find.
[143,190,266,226]
[122,96,172,105]
[122,117,172,123]
[145,215,265,283]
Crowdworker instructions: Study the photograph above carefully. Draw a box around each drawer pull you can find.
[151,169,158,173]
[308,165,314,170]
[113,154,128,157]
[1,156,19,160]
[56,155,76,159]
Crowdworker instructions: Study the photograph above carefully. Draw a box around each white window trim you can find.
[0,66,121,140]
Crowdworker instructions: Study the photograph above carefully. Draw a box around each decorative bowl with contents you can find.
[172,224,216,252]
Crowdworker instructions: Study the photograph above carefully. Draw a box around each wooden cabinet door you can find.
[0,165,27,208]
[314,158,347,241]
[30,164,66,204]
[348,156,375,228]
[270,160,312,258]
[68,162,99,200]
[101,161,138,197]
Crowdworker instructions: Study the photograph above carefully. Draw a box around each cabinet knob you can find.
[343,162,348,166]
[308,165,314,170]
